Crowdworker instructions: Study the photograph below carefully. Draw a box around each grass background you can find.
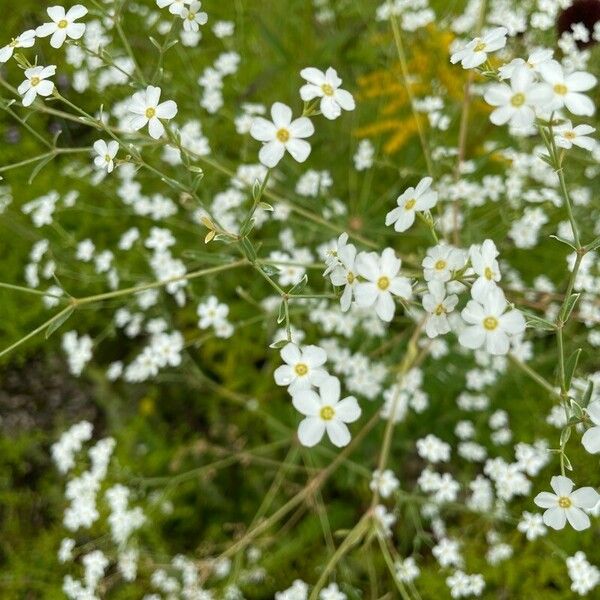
[0,0,599,597]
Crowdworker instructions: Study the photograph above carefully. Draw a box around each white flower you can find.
[93,140,119,174]
[582,401,600,454]
[385,177,438,233]
[470,239,501,298]
[319,582,346,600]
[299,67,355,120]
[517,511,547,540]
[292,375,361,447]
[459,286,525,355]
[370,469,400,498]
[181,1,208,32]
[328,236,358,312]
[538,60,597,116]
[36,5,88,49]
[274,343,328,394]
[250,102,314,168]
[18,65,56,107]
[554,120,596,151]
[498,48,554,79]
[484,65,552,129]
[128,86,178,139]
[450,27,508,69]
[534,476,600,531]
[422,281,458,339]
[197,296,228,329]
[422,245,465,283]
[156,0,190,15]
[354,248,412,322]
[0,29,36,63]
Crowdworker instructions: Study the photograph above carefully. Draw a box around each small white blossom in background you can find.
[36,5,88,49]
[567,552,600,596]
[370,469,400,498]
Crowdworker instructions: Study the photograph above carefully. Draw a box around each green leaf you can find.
[586,235,600,253]
[522,310,556,331]
[239,218,255,238]
[582,381,594,406]
[45,306,74,339]
[258,201,274,211]
[277,300,286,324]
[240,238,256,263]
[261,265,279,277]
[563,454,573,472]
[562,293,580,323]
[28,154,55,184]
[289,274,308,295]
[549,235,577,251]
[565,348,582,390]
[269,339,288,349]
[560,426,571,447]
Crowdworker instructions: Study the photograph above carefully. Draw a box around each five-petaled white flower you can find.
[484,65,552,130]
[181,1,208,32]
[250,102,314,168]
[422,244,465,283]
[36,5,88,49]
[354,248,412,322]
[450,27,508,69]
[422,281,458,339]
[553,120,596,151]
[299,67,356,120]
[156,0,190,15]
[93,140,119,174]
[385,177,438,233]
[459,286,525,355]
[538,60,597,117]
[128,86,178,140]
[534,476,600,531]
[18,65,56,107]
[582,401,600,454]
[292,375,361,447]
[0,29,36,63]
[274,343,328,394]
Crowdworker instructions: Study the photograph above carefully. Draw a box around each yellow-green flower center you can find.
[435,259,447,271]
[435,304,446,316]
[30,76,40,87]
[558,496,572,508]
[294,363,308,376]
[483,316,498,331]
[58,19,68,29]
[554,84,568,96]
[321,83,334,96]
[510,93,525,107]
[320,405,335,420]
[145,107,156,119]
[276,128,290,143]
[484,266,493,280]
[404,198,416,210]
[474,40,486,52]
[347,272,355,284]
[377,276,390,291]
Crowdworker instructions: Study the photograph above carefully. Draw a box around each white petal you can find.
[280,343,302,365]
[292,390,321,417]
[271,102,292,128]
[148,117,165,139]
[542,507,566,530]
[156,100,178,119]
[297,417,325,447]
[285,138,311,163]
[570,487,600,509]
[259,141,285,168]
[335,396,361,423]
[325,420,351,447]
[534,491,558,509]
[565,507,590,531]
[250,117,277,142]
[550,475,573,497]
